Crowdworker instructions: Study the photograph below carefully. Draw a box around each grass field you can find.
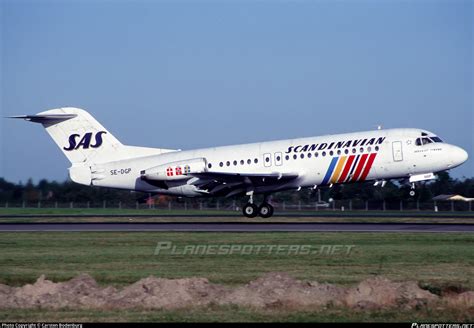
[0,207,233,216]
[1,207,473,224]
[0,231,472,322]
[2,207,474,216]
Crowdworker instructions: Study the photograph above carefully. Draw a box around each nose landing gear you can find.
[409,182,416,197]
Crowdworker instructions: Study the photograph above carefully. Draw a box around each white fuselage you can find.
[85,128,468,197]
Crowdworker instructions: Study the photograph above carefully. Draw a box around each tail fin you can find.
[11,107,175,164]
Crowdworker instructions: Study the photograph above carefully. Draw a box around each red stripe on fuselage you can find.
[337,155,355,183]
[359,153,377,181]
[350,153,368,182]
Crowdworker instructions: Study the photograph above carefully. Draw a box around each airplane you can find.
[10,107,468,218]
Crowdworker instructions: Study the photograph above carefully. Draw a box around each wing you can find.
[188,171,299,197]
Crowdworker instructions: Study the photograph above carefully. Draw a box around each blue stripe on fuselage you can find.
[321,157,339,185]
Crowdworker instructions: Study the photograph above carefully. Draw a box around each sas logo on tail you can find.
[63,131,107,151]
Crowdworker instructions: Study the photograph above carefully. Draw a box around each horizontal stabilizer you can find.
[8,114,77,124]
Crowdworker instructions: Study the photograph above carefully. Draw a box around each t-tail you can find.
[9,107,176,183]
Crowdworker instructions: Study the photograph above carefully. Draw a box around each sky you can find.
[1,0,472,183]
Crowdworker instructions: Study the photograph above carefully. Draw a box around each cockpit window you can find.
[416,137,438,146]
[422,138,432,145]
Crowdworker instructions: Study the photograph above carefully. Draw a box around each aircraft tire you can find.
[259,203,274,218]
[243,203,258,218]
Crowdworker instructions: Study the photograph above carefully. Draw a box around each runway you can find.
[2,212,473,218]
[0,222,472,232]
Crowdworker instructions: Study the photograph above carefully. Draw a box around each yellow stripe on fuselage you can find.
[330,156,347,184]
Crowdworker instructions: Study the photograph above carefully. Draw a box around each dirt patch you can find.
[443,291,474,308]
[0,273,471,310]
[110,276,228,309]
[220,272,346,309]
[344,276,439,310]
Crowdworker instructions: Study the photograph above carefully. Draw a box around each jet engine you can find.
[140,157,207,182]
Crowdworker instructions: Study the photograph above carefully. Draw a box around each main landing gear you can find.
[243,202,274,218]
[242,192,274,218]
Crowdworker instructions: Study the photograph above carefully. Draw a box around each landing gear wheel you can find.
[243,203,258,218]
[259,203,274,218]
[409,190,416,197]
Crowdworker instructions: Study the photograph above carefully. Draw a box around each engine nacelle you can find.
[141,157,207,181]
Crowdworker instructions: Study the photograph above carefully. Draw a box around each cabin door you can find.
[263,153,272,167]
[392,141,403,162]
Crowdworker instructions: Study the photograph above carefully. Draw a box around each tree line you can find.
[0,172,473,205]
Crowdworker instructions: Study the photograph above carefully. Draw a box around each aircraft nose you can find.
[452,146,468,166]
